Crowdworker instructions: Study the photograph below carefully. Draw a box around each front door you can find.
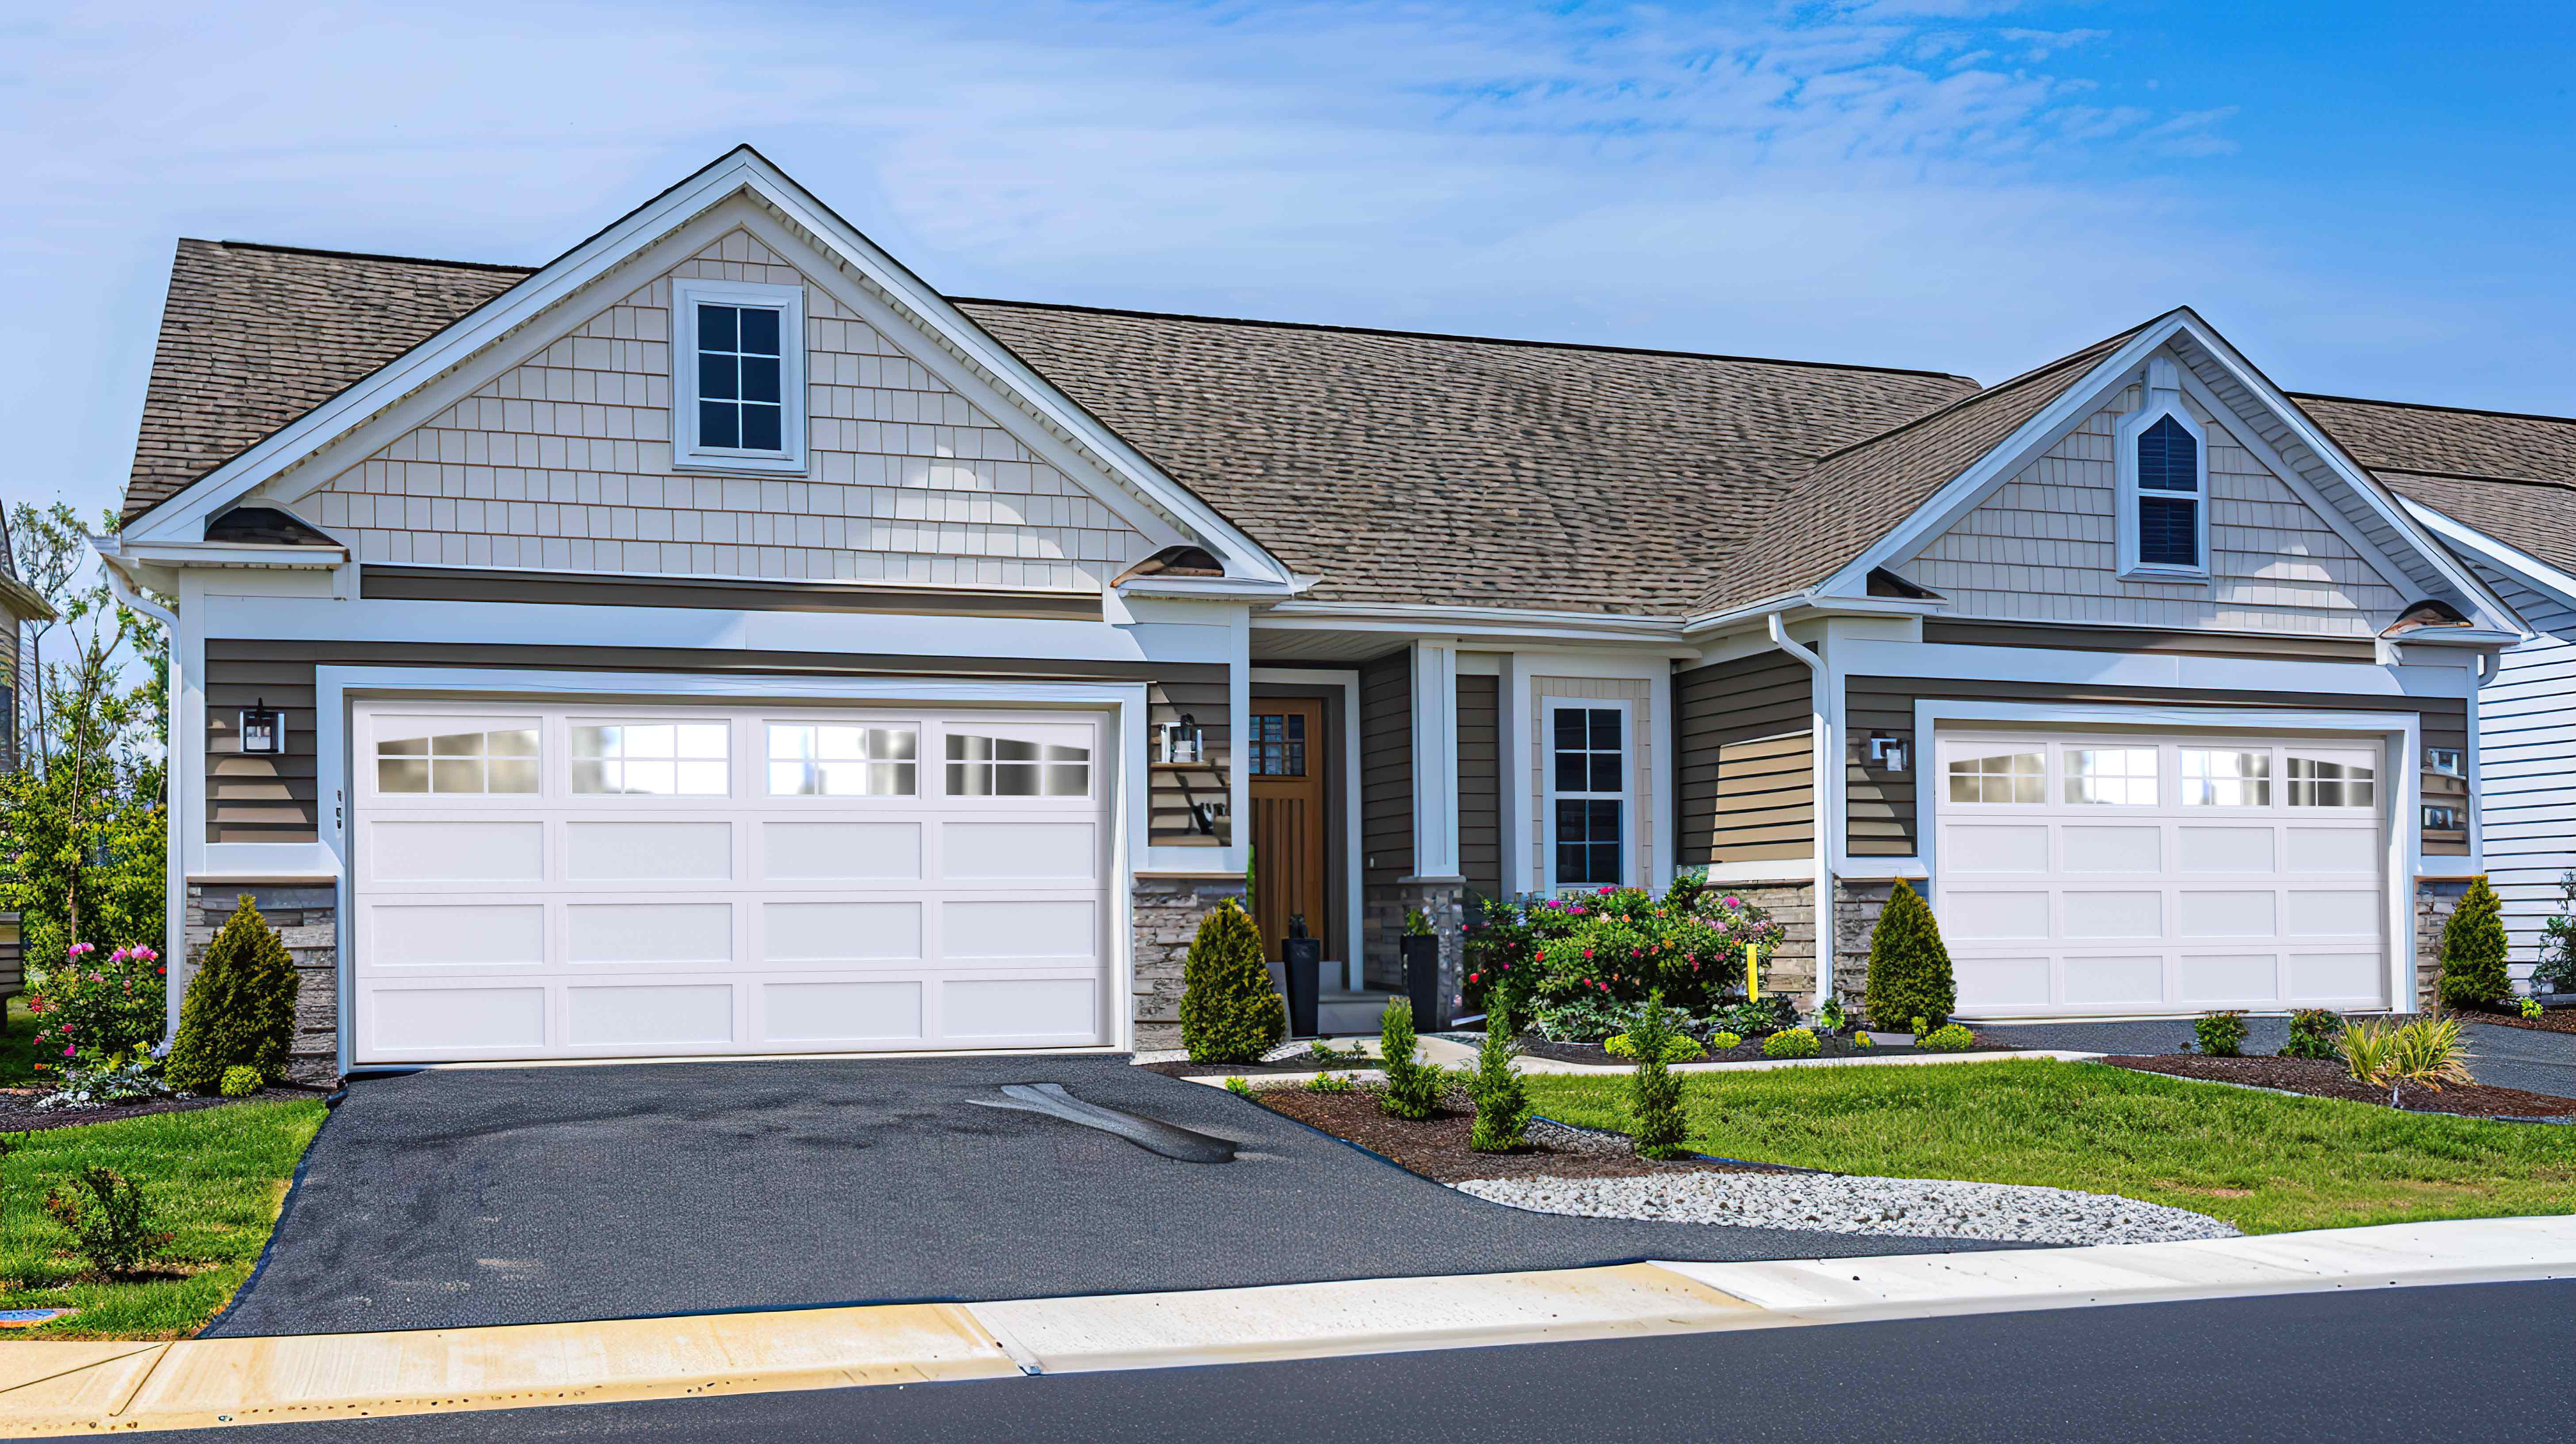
[1248,699,1327,961]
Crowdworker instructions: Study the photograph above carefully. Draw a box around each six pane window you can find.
[2287,752,2376,808]
[2063,747,2159,806]
[766,725,916,796]
[946,734,1091,797]
[2181,749,2271,807]
[1554,799,1621,887]
[696,303,785,453]
[1248,713,1307,777]
[1947,750,2043,804]
[2135,414,2200,568]
[377,727,538,794]
[1550,707,1625,888]
[570,723,730,796]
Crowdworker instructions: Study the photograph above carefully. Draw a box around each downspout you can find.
[103,556,183,1042]
[1767,614,1832,1012]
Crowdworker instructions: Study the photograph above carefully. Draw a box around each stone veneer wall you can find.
[1706,879,1819,999]
[2414,878,2466,1012]
[1131,873,1250,1049]
[184,882,340,1085]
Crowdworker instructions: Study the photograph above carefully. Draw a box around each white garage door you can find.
[351,702,1113,1062]
[1936,730,2391,1017]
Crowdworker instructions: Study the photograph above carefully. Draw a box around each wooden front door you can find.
[1248,699,1327,962]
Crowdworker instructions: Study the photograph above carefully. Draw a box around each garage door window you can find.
[1947,748,2043,805]
[945,734,1090,797]
[377,726,539,795]
[2181,749,2269,806]
[2287,750,2375,808]
[2064,747,2158,806]
[766,724,916,796]
[571,723,730,796]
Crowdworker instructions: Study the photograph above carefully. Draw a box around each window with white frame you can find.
[2064,747,2158,806]
[2181,748,2270,807]
[570,722,730,796]
[672,279,806,472]
[2286,749,2376,808]
[1547,704,1626,888]
[765,724,917,797]
[2116,357,2210,578]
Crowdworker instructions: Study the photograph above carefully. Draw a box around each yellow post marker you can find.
[1744,941,1761,1002]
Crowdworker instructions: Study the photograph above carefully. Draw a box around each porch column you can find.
[1405,639,1468,1024]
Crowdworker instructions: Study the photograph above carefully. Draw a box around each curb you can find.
[3,1217,2570,1436]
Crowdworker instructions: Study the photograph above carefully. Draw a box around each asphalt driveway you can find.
[209,1055,1989,1338]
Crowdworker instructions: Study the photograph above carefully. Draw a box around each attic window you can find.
[2116,358,2210,579]
[672,279,805,473]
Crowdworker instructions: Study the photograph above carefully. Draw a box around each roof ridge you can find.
[2379,466,2576,492]
[2294,389,2576,428]
[951,295,1977,382]
[199,238,540,275]
[1803,320,2147,468]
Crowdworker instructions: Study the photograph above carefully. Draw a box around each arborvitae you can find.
[1468,1001,1530,1152]
[1178,901,1286,1064]
[1377,996,1440,1120]
[1625,993,1687,1159]
[1864,881,1956,1032]
[2437,876,2511,1009]
[164,896,300,1094]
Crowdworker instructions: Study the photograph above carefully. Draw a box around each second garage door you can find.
[1936,730,2391,1018]
[350,702,1113,1063]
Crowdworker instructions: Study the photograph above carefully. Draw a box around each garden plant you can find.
[164,897,300,1094]
[1622,993,1687,1159]
[1468,1002,1530,1152]
[2280,1009,2343,1061]
[1463,882,1783,1036]
[1376,996,1441,1120]
[2536,872,2576,996]
[1863,881,1954,1031]
[27,942,166,1081]
[2338,1014,2473,1106]
[2435,876,2511,1009]
[1177,900,1285,1064]
[2194,1010,2249,1057]
[43,1165,173,1276]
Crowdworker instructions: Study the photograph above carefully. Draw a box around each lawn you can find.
[1523,1059,2576,1235]
[1,995,43,1087]
[1,1100,327,1338]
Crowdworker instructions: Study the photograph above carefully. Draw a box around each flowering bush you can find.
[1463,882,1785,1022]
[28,943,167,1076]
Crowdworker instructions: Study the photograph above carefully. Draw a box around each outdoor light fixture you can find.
[1160,713,1203,765]
[2425,746,2464,778]
[1866,730,1910,773]
[238,699,286,756]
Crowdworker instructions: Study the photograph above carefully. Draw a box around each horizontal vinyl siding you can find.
[1358,651,1414,886]
[1457,674,1501,903]
[1676,650,1814,868]
[2469,562,2576,980]
[200,638,1227,845]
[1845,673,2469,858]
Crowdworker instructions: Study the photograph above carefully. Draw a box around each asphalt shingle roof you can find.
[2295,393,2576,578]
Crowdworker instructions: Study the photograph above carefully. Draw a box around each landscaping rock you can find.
[1453,1171,2239,1246]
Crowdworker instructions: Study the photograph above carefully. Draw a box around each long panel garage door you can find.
[1936,730,2391,1017]
[352,702,1112,1062]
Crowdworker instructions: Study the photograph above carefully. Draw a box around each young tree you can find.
[2436,876,2511,1009]
[164,896,299,1092]
[1177,900,1285,1064]
[1864,881,1956,1032]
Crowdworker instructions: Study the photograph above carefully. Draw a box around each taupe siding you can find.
[361,566,1103,620]
[1844,673,2470,857]
[1457,674,1501,903]
[201,638,1227,845]
[1676,651,1814,867]
[1147,677,1232,847]
[1357,650,1413,987]
[1921,621,2378,663]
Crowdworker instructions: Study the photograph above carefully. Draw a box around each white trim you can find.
[1251,665,1366,989]
[2175,369,2430,606]
[2114,357,2212,581]
[1540,695,1635,893]
[1834,636,2472,700]
[1910,698,2420,1013]
[309,665,1150,1074]
[2402,497,2576,620]
[1411,641,1462,880]
[668,277,807,473]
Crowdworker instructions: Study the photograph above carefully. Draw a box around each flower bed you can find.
[1464,878,1783,1028]
[2103,1053,2576,1119]
[1246,1083,1783,1184]
[1514,1030,2016,1068]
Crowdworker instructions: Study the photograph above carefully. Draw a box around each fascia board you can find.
[1677,592,1941,636]
[1257,599,1683,638]
[2174,311,2525,632]
[2171,365,2425,602]
[1117,577,1297,599]
[2400,496,2576,623]
[1814,315,2186,599]
[121,541,348,568]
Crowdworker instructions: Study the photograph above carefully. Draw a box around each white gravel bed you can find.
[1454,1171,2239,1246]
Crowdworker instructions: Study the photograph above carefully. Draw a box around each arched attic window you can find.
[1112,545,1225,585]
[2116,357,2210,579]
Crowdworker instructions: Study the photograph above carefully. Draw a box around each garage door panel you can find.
[2286,828,2377,873]
[2062,826,2160,873]
[356,702,1115,1061]
[2181,953,2279,1002]
[1941,824,2049,874]
[2289,952,2382,1001]
[2179,890,2277,938]
[2063,954,2162,1006]
[2284,890,2380,937]
[2062,891,2162,939]
[1955,955,2052,1007]
[1946,891,2051,941]
[2178,826,2272,872]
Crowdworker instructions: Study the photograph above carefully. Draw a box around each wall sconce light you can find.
[1160,713,1202,765]
[238,699,287,756]
[2424,746,2464,779]
[1866,731,1909,773]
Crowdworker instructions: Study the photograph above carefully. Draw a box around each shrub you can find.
[2341,1015,2473,1106]
[1712,996,1799,1038]
[1404,907,1435,937]
[1624,994,1687,1159]
[28,943,168,1075]
[1464,885,1783,1023]
[1177,902,1285,1065]
[1853,1032,1874,1050]
[1468,1007,1531,1152]
[1762,1027,1820,1060]
[1813,997,1849,1034]
[1917,1023,1975,1052]
[220,1064,264,1098]
[1530,994,1631,1043]
[1377,997,1440,1120]
[1604,1031,1705,1063]
[2524,997,2546,1022]
[2194,1010,2249,1058]
[1222,1075,1254,1096]
[1864,882,1955,1031]
[2437,877,2511,1009]
[2281,1009,2343,1061]
[37,1057,169,1111]
[1305,1071,1356,1093]
[164,897,301,1094]
[2536,872,2576,996]
[43,1166,172,1275]
[1709,1031,1742,1052]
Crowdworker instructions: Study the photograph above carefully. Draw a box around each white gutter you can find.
[1767,614,1832,1012]
[100,545,184,1041]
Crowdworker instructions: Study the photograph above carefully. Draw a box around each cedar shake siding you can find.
[199,639,1227,845]
[1843,674,2470,858]
[1357,650,1414,987]
[1676,650,1815,868]
[1457,673,1502,905]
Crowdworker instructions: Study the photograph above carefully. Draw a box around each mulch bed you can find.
[2101,1055,2576,1120]
[2459,1007,2576,1036]
[1516,1031,2016,1068]
[0,1086,321,1135]
[1248,1085,1790,1183]
[1138,1052,1378,1079]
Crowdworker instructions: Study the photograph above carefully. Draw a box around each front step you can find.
[1316,989,1401,1037]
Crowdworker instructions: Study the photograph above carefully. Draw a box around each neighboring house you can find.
[0,511,58,998]
[2289,399,2576,992]
[102,148,2544,1082]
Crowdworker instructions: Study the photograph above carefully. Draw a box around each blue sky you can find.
[5,0,2572,534]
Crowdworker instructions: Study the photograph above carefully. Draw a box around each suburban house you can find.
[103,146,2574,1083]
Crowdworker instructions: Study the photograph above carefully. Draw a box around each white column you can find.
[1410,638,1462,880]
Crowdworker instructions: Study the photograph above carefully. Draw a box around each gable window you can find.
[1546,703,1627,889]
[671,279,806,473]
[2115,357,2211,579]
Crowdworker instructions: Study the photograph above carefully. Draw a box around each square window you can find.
[2181,749,2270,807]
[1946,749,2043,805]
[572,721,729,795]
[2287,752,2376,808]
[677,284,805,469]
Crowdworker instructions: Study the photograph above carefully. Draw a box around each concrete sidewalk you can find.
[6,1215,2570,1437]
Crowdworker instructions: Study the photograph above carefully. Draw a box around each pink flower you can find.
[66,942,93,957]
[61,1045,75,1057]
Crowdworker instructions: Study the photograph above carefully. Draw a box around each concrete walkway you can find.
[6,1216,2570,1437]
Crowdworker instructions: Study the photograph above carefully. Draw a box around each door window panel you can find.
[1947,749,2043,805]
[570,722,730,796]
[2181,749,2270,807]
[1248,713,1307,777]
[765,725,916,796]
[946,734,1091,797]
[2064,747,2159,806]
[377,727,539,795]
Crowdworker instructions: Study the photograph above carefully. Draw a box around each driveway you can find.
[210,1056,1987,1337]
[1978,1017,2576,1099]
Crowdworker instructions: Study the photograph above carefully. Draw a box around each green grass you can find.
[1524,1060,2576,1235]
[1,1100,326,1338]
[0,995,44,1087]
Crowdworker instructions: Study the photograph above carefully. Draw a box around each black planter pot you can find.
[1401,934,1447,1030]
[1282,938,1322,1038]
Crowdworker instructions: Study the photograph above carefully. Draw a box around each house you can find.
[103,147,2547,1083]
